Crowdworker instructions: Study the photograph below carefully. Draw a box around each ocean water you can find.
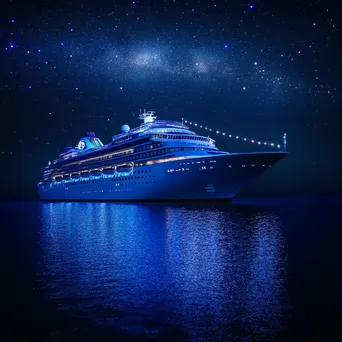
[1,197,341,341]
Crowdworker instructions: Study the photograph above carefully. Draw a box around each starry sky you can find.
[1,0,341,198]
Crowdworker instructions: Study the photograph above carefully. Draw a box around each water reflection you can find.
[38,201,288,340]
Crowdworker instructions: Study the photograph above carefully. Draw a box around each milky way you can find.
[2,1,339,104]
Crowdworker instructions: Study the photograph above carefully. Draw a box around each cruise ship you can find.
[38,110,288,201]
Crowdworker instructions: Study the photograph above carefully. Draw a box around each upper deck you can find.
[47,110,217,170]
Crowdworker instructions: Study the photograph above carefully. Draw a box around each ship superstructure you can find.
[38,110,288,200]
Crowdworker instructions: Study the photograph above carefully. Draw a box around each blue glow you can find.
[59,170,137,185]
[11,19,15,23]
[224,44,229,49]
[249,4,254,9]
[61,42,64,46]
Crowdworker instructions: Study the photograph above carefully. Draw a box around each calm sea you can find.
[1,197,341,341]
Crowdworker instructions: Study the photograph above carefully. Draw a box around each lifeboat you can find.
[55,176,63,182]
[80,171,91,178]
[116,163,134,175]
[63,174,71,180]
[71,173,80,179]
[90,169,102,177]
[102,167,115,175]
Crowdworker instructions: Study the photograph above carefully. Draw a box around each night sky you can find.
[1,0,341,199]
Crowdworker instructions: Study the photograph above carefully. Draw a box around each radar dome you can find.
[121,124,130,133]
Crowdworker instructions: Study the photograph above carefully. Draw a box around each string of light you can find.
[183,119,284,149]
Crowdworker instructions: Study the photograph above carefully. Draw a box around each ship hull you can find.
[38,152,287,201]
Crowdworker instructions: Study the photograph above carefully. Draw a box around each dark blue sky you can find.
[1,0,341,198]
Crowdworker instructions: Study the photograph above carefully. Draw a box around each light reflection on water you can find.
[38,201,289,340]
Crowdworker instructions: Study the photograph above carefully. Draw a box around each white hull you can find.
[38,152,287,201]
